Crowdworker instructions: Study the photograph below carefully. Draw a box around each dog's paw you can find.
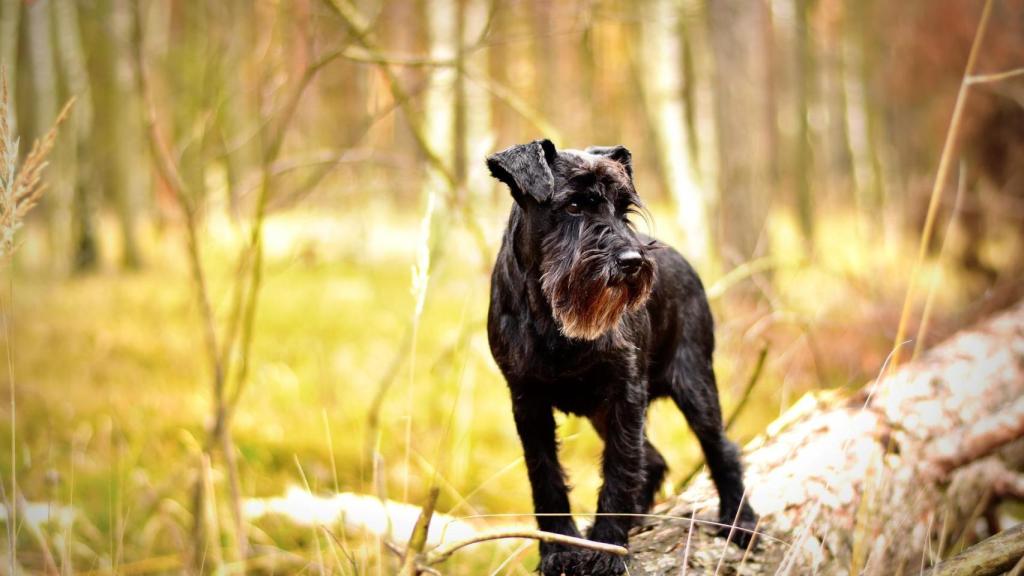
[718,505,759,549]
[539,549,628,576]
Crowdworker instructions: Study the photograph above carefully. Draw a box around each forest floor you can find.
[0,203,998,574]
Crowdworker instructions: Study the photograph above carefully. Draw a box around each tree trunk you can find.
[631,0,710,266]
[53,0,101,272]
[452,0,468,199]
[820,3,855,207]
[628,301,1024,574]
[707,0,772,263]
[678,2,701,184]
[94,0,142,269]
[27,0,73,272]
[845,0,886,235]
[793,0,815,246]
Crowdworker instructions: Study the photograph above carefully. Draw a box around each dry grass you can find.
[0,69,74,260]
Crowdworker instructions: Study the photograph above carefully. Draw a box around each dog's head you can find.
[487,139,656,340]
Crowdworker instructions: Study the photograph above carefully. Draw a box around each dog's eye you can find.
[565,202,583,216]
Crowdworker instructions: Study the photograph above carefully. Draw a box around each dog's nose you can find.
[617,250,643,275]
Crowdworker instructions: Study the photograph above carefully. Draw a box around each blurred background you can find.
[1,0,1023,573]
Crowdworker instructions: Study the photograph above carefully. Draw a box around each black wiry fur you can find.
[486,140,758,575]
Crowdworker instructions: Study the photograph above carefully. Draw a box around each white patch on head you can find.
[562,149,602,165]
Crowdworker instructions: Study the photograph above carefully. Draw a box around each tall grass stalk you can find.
[405,190,436,505]
[912,160,968,361]
[0,66,72,573]
[890,0,993,371]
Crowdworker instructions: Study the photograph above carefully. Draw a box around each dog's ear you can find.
[486,139,557,204]
[586,145,633,180]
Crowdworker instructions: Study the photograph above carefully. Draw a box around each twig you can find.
[460,66,563,142]
[965,66,1024,85]
[725,346,769,434]
[321,526,360,575]
[130,7,232,567]
[331,0,499,69]
[399,487,440,576]
[336,47,456,68]
[706,257,782,301]
[226,26,328,415]
[320,0,497,263]
[424,530,629,566]
[365,325,414,466]
[322,0,456,187]
[924,522,1024,576]
[14,491,59,575]
[129,1,222,397]
[890,0,994,370]
[329,35,563,147]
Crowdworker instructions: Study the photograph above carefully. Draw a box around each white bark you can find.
[639,0,711,267]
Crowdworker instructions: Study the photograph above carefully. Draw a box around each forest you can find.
[1,0,1023,574]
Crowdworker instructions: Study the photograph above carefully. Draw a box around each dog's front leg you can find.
[591,384,646,545]
[576,382,647,575]
[511,392,584,574]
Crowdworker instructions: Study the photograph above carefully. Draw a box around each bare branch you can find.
[129,1,222,397]
[399,487,441,576]
[966,67,1024,85]
[460,66,563,143]
[924,523,1024,576]
[424,530,629,567]
[337,46,457,68]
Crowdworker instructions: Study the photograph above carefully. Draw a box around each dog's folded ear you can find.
[486,139,557,204]
[586,145,633,179]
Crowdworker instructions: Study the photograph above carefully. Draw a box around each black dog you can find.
[486,140,757,575]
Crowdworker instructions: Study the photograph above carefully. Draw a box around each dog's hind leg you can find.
[668,347,757,545]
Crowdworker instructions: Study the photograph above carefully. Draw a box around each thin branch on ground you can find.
[425,530,629,566]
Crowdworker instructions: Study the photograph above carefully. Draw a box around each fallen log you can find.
[628,301,1024,574]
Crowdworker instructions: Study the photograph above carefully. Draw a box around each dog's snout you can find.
[617,250,643,275]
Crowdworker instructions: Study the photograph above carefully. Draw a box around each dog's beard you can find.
[540,248,654,341]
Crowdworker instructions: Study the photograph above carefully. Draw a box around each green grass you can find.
[0,202,978,573]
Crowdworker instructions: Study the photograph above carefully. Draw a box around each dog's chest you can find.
[523,342,635,416]
[545,372,619,416]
